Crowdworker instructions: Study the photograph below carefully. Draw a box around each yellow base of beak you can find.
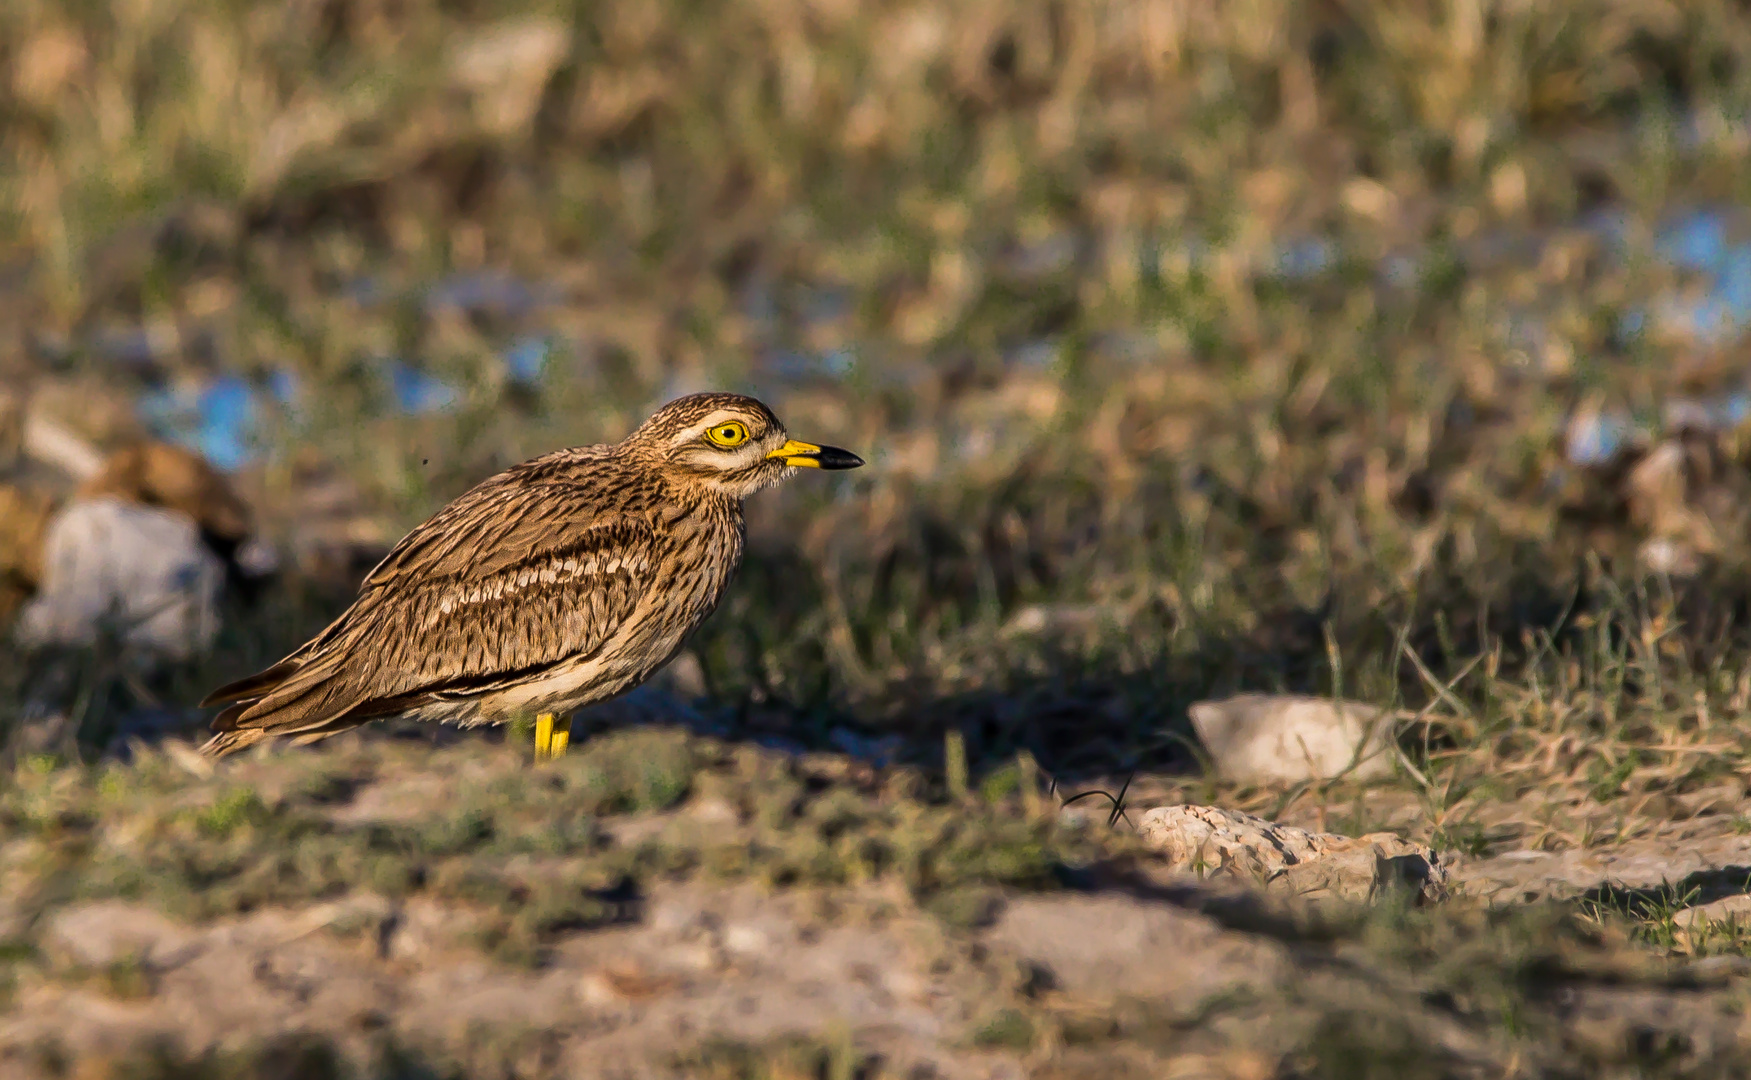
[766,439,865,470]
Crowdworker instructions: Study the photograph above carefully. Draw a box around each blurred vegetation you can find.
[4,0,1751,768]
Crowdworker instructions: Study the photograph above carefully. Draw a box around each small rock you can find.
[43,901,199,969]
[1189,693,1394,783]
[1139,804,1448,904]
[687,795,741,824]
[1640,536,1702,577]
[1675,893,1751,930]
[383,897,474,961]
[16,497,224,661]
[1566,404,1636,466]
[233,535,281,579]
[1625,441,1708,543]
[1056,803,1096,829]
[1002,603,1106,637]
[667,942,723,972]
[12,26,89,110]
[576,970,622,1006]
[722,924,768,955]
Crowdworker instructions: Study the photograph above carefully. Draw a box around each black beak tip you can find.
[817,446,865,470]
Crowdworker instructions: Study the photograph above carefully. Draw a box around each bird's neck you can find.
[654,478,740,526]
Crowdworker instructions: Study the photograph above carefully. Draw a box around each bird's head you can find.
[627,392,864,498]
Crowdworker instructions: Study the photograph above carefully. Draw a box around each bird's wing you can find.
[202,466,577,707]
[212,472,660,738]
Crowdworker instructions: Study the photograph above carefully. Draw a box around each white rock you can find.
[1676,893,1751,930]
[1139,804,1448,904]
[17,497,223,661]
[1189,693,1394,783]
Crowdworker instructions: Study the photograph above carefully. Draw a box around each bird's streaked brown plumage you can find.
[200,392,862,757]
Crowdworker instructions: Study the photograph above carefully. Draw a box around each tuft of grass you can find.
[676,1034,876,1080]
[971,1008,1037,1051]
[193,787,268,837]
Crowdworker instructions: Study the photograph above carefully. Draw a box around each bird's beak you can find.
[766,439,864,470]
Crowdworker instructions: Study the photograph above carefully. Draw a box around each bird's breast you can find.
[657,509,744,620]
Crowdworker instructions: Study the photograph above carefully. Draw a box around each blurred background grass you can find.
[5,0,1751,797]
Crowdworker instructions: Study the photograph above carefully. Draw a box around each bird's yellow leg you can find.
[549,715,571,757]
[534,713,556,761]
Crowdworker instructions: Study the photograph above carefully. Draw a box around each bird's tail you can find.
[199,652,373,758]
[199,727,270,758]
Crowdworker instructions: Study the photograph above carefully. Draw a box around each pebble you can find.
[1188,694,1395,783]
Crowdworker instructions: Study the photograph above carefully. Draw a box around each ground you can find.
[2,726,1751,1079]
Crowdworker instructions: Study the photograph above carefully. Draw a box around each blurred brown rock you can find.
[0,484,56,621]
[0,384,21,471]
[78,442,253,548]
[12,25,88,110]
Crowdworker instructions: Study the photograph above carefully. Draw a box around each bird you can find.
[198,392,863,760]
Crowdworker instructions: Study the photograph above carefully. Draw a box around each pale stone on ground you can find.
[1138,804,1449,904]
[16,497,223,661]
[1452,831,1751,905]
[1676,893,1751,930]
[42,901,200,970]
[1189,693,1394,782]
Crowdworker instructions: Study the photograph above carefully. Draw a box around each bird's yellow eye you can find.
[705,421,750,448]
